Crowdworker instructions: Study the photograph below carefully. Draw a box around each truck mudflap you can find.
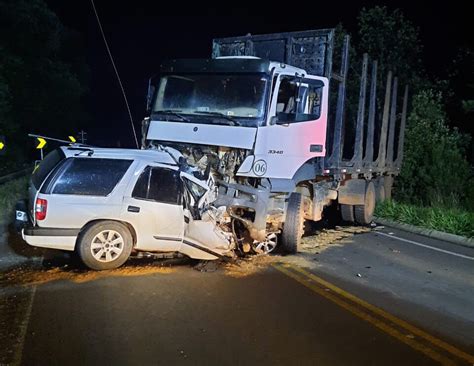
[213,181,270,242]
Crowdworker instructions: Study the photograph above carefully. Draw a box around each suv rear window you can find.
[32,149,65,189]
[47,158,132,196]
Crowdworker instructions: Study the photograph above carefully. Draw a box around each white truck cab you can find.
[145,58,328,181]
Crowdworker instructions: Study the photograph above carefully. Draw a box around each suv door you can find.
[122,165,184,252]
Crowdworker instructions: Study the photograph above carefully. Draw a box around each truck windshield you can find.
[152,73,268,127]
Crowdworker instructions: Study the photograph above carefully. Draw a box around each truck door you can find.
[251,74,328,179]
[122,165,184,252]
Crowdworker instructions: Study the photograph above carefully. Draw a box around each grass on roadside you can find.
[375,200,474,238]
[0,176,29,224]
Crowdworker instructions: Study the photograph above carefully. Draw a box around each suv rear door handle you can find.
[127,205,140,213]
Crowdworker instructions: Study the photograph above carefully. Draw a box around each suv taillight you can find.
[35,198,48,221]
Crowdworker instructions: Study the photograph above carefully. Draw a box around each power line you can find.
[90,0,139,148]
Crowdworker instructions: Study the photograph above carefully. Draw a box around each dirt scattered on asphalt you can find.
[300,226,371,254]
[223,225,371,277]
[0,264,175,286]
[0,225,372,284]
[224,255,278,278]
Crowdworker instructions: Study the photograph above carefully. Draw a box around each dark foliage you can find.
[0,0,88,167]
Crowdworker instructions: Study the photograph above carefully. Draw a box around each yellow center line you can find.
[284,264,474,364]
[274,263,473,365]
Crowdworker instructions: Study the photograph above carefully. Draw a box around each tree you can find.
[356,6,424,88]
[395,90,470,207]
[0,0,88,164]
[351,6,471,210]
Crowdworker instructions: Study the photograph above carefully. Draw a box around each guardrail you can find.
[0,167,32,185]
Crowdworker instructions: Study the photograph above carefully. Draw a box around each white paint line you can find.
[376,232,474,261]
[13,284,37,366]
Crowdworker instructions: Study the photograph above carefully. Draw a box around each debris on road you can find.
[224,255,276,278]
[0,224,375,284]
[223,226,372,277]
[0,263,175,286]
[300,226,371,254]
[194,260,219,273]
[390,248,401,253]
[356,273,362,278]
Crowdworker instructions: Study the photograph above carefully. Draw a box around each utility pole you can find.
[78,130,88,144]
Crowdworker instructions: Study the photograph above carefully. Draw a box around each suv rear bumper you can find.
[22,226,80,251]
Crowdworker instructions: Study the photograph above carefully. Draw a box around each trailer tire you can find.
[340,204,355,222]
[383,176,393,201]
[375,180,386,202]
[355,181,376,225]
[281,192,304,254]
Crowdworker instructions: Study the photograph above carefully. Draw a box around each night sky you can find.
[45,1,471,148]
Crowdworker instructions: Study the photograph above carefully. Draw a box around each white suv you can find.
[18,146,233,270]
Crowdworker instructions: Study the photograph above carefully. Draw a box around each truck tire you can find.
[340,204,355,222]
[383,176,394,201]
[354,181,376,225]
[375,178,386,202]
[77,221,133,270]
[281,192,304,254]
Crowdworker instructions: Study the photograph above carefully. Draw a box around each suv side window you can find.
[132,166,181,205]
[48,158,132,196]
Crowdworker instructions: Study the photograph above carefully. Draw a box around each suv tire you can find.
[77,221,133,270]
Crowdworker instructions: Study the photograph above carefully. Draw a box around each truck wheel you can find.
[383,176,393,201]
[77,221,133,270]
[354,181,376,225]
[281,192,304,254]
[375,178,386,202]
[340,204,355,222]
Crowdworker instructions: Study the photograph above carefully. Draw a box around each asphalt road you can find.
[1,224,473,365]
